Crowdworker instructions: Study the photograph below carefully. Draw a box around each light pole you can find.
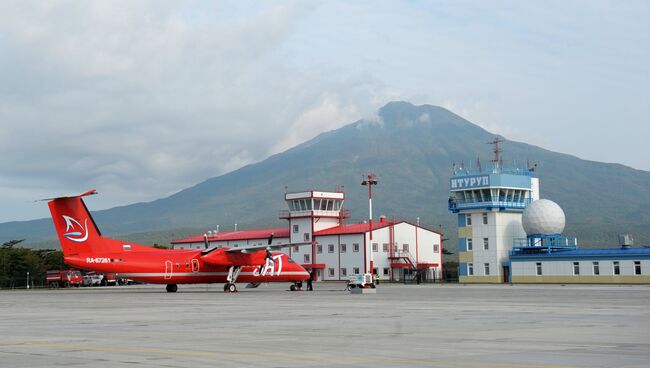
[361,173,378,278]
[26,271,30,289]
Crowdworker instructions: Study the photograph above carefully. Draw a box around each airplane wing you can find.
[202,242,311,255]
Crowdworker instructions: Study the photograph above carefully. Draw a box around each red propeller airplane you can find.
[46,189,310,293]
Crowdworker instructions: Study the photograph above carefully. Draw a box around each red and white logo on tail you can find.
[62,215,89,243]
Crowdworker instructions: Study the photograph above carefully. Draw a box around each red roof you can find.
[313,220,397,236]
[172,227,289,244]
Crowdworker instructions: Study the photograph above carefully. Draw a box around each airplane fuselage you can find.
[64,249,305,284]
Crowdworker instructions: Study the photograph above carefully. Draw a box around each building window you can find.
[634,261,642,275]
[483,238,489,250]
[573,262,580,275]
[382,243,389,252]
[467,238,473,251]
[292,224,299,233]
[317,244,322,254]
[613,261,620,275]
[328,268,335,277]
[403,244,409,253]
[293,246,299,252]
[434,244,439,253]
[353,267,360,274]
[536,262,542,276]
[373,268,378,275]
[341,244,347,253]
[383,268,390,276]
[466,214,472,226]
[304,254,310,263]
[340,268,347,277]
[482,213,488,224]
[484,263,490,276]
[593,262,600,275]
[372,243,378,252]
[303,233,310,241]
[468,263,474,276]
[353,243,359,252]
[328,244,334,253]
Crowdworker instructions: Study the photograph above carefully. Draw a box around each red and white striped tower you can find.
[361,173,378,279]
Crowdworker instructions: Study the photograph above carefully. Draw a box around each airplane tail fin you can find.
[47,190,118,257]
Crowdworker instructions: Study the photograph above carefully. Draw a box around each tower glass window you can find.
[382,243,389,252]
[328,244,334,253]
[483,238,489,250]
[536,262,542,276]
[304,254,310,263]
[482,213,488,224]
[593,262,599,275]
[573,262,580,275]
[340,268,347,276]
[613,261,620,275]
[328,268,335,277]
[468,263,474,276]
[634,261,641,275]
[484,263,490,276]
[340,244,347,253]
[317,244,322,254]
[372,243,378,252]
[467,238,473,251]
[466,214,472,226]
[353,267,360,274]
[353,243,359,252]
[293,224,299,233]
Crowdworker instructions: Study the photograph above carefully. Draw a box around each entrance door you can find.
[165,261,173,279]
[502,266,510,283]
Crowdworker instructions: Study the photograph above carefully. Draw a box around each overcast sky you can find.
[1,1,648,223]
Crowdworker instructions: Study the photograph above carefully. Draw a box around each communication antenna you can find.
[488,137,504,169]
[476,157,482,172]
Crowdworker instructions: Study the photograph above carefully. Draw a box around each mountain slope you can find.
[2,101,649,248]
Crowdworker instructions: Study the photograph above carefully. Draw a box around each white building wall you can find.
[289,217,312,245]
[174,237,290,250]
[513,259,650,277]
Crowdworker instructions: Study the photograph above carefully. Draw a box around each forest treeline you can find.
[0,240,66,288]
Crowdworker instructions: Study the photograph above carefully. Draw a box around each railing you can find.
[448,197,532,212]
[510,235,578,256]
[452,167,533,177]
[278,209,351,219]
[388,250,417,270]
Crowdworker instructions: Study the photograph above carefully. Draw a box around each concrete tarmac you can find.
[0,283,649,367]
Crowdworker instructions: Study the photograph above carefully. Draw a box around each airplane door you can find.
[191,259,199,273]
[164,261,173,279]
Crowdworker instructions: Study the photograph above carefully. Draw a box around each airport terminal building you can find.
[172,190,443,282]
[449,148,650,284]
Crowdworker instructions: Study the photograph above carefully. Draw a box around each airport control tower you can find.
[448,138,539,283]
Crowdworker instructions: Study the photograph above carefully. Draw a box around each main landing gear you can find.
[166,284,178,293]
[223,266,242,293]
[289,281,303,291]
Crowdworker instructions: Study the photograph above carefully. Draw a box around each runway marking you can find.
[0,339,579,368]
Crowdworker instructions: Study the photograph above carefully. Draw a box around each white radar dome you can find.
[522,199,565,236]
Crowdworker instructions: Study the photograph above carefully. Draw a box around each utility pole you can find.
[361,173,378,278]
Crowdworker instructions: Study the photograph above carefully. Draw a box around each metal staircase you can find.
[388,249,417,270]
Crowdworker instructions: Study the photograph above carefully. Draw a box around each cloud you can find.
[0,1,394,221]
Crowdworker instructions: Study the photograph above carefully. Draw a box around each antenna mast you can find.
[489,137,504,169]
